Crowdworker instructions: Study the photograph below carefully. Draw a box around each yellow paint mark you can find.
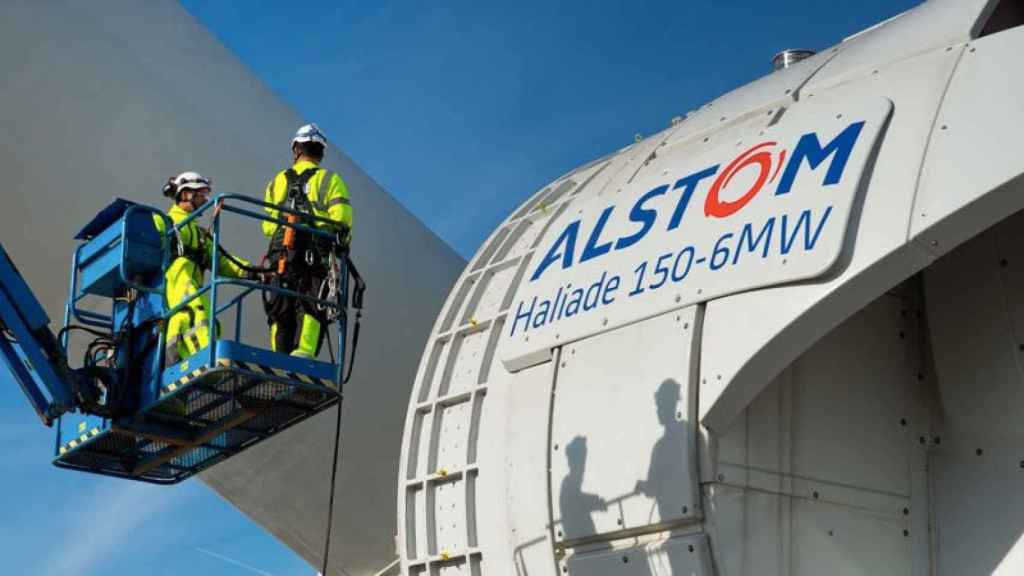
[440,550,451,561]
[90,428,99,436]
[59,447,67,455]
[180,361,189,372]
[438,468,449,477]
[68,440,78,448]
[77,421,87,433]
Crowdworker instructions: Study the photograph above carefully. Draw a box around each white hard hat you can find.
[172,171,211,191]
[292,123,327,147]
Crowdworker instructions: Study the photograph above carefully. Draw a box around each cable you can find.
[216,243,277,275]
[57,324,114,343]
[343,311,360,385]
[324,325,336,365]
[321,385,344,576]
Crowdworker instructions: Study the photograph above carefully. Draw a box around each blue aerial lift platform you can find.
[0,194,362,484]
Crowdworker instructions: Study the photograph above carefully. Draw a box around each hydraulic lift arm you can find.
[0,243,82,425]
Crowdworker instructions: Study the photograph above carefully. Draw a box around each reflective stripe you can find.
[316,170,331,205]
[307,169,331,212]
[326,196,350,208]
[166,320,209,351]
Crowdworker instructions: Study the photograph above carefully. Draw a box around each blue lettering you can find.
[530,220,580,281]
[579,207,616,264]
[667,165,720,231]
[603,275,620,305]
[615,185,669,250]
[732,218,775,265]
[511,297,536,336]
[776,122,865,195]
[533,299,551,329]
[564,288,584,317]
[780,206,833,255]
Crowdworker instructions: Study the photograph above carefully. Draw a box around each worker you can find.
[155,171,252,363]
[262,123,353,359]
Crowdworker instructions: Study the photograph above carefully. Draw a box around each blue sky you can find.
[2,1,918,575]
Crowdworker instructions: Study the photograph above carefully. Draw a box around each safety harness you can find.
[264,168,341,354]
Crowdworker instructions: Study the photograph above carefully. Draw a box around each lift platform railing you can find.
[61,194,351,383]
[156,193,351,385]
[48,192,358,483]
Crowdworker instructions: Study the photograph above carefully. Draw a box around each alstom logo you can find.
[529,121,866,282]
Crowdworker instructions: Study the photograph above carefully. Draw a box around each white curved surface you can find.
[397,1,1024,574]
[0,2,464,575]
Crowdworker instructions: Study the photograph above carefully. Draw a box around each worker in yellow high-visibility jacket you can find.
[154,171,251,362]
[262,124,353,359]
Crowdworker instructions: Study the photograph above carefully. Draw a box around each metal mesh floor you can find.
[54,367,339,483]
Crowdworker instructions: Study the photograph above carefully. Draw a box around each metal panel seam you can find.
[545,347,563,576]
[906,44,969,248]
[792,45,844,101]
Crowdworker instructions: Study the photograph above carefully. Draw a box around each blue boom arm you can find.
[0,243,78,425]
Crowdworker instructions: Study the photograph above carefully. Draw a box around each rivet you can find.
[602,318,608,326]
[970,47,976,53]
[717,473,725,481]
[941,125,948,130]
[684,323,689,329]
[785,89,792,94]
[682,505,688,514]
[976,448,984,456]
[904,529,910,537]
[676,411,683,420]
[617,518,623,526]
[1000,259,1009,267]
[903,507,909,516]
[688,545,695,553]
[930,240,939,247]
[813,491,820,499]
[554,444,559,451]
[622,556,629,563]
[919,436,926,445]
[675,295,681,303]
[934,436,941,445]
[900,418,907,427]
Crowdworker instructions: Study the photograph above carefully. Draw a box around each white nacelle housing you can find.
[398,1,1024,575]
